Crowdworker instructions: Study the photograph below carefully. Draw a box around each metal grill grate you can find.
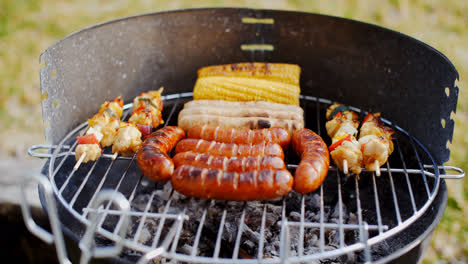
[32,93,448,263]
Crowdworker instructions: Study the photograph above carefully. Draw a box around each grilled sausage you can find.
[187,125,291,148]
[292,128,330,193]
[136,126,185,182]
[173,152,285,172]
[184,100,303,113]
[180,101,303,119]
[171,165,293,201]
[178,115,303,136]
[175,139,284,159]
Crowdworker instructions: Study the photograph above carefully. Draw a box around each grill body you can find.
[36,8,459,263]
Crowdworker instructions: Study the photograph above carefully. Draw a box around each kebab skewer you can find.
[358,112,394,176]
[112,88,164,156]
[74,97,124,170]
[325,104,362,175]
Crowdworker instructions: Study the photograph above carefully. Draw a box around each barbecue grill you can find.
[22,8,464,264]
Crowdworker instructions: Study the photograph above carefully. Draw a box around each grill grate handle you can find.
[423,165,465,179]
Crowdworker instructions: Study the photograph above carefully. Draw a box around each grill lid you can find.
[39,8,458,164]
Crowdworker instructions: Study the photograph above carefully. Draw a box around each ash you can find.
[123,181,358,263]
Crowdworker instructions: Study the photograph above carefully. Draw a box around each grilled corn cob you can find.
[197,62,301,85]
[193,76,300,105]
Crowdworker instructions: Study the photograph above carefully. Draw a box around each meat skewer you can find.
[358,112,395,176]
[74,97,124,170]
[112,88,164,156]
[325,104,362,175]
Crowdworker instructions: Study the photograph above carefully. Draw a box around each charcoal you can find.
[305,232,319,248]
[349,212,358,224]
[289,211,301,221]
[179,244,192,255]
[243,224,260,243]
[327,229,340,247]
[223,221,237,242]
[329,201,349,226]
[135,218,158,244]
[127,189,357,262]
[131,194,152,212]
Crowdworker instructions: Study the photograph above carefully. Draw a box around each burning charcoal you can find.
[327,229,340,247]
[329,202,349,225]
[179,244,192,255]
[223,221,238,242]
[242,224,260,243]
[304,232,319,247]
[348,212,358,224]
[288,226,301,254]
[123,179,362,263]
[194,239,211,257]
[136,224,153,244]
[289,211,301,221]
[242,239,256,252]
[131,194,152,211]
[263,227,278,242]
[305,210,316,221]
[307,193,321,209]
[264,241,279,257]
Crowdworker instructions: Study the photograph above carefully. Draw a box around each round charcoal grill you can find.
[24,8,465,264]
[29,93,454,263]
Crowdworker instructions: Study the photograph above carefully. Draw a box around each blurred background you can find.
[0,0,466,263]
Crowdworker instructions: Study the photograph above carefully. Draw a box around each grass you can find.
[1,0,466,262]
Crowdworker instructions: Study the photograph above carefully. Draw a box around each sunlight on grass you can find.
[1,0,466,262]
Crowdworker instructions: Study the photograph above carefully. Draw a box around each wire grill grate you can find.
[43,93,441,263]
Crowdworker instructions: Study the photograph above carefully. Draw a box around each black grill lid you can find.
[39,8,458,164]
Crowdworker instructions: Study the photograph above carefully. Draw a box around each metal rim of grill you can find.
[43,92,441,263]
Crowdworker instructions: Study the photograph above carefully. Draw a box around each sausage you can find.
[175,139,284,159]
[292,128,330,193]
[178,114,303,135]
[179,101,303,120]
[187,125,291,148]
[171,165,293,201]
[136,126,185,182]
[184,100,303,114]
[173,152,285,172]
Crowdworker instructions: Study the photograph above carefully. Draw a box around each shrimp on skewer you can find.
[325,104,362,175]
[74,97,124,169]
[112,88,164,156]
[358,113,394,176]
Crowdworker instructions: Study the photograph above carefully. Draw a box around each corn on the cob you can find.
[193,76,300,105]
[197,62,301,85]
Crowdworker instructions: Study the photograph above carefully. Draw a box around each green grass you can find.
[1,0,466,262]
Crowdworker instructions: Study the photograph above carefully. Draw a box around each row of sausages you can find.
[136,125,329,201]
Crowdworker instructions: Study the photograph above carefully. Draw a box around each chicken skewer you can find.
[112,88,164,156]
[74,97,124,170]
[358,112,394,176]
[325,104,362,175]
